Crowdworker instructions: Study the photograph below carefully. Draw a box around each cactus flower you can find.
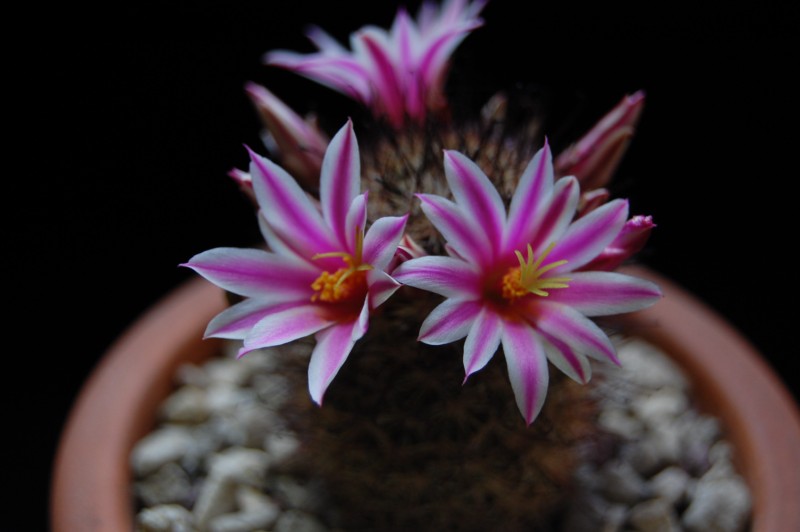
[394,143,661,424]
[265,0,486,127]
[185,121,408,404]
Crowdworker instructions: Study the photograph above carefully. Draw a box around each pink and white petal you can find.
[539,333,592,384]
[531,301,620,365]
[320,120,361,245]
[504,142,554,251]
[391,9,424,120]
[305,26,348,54]
[443,150,506,250]
[463,307,502,378]
[366,269,401,309]
[549,198,629,271]
[362,214,409,271]
[547,271,662,316]
[416,6,485,99]
[344,193,367,253]
[257,212,309,264]
[248,148,335,254]
[356,29,406,126]
[527,176,580,255]
[205,299,297,340]
[501,319,549,425]
[444,243,468,261]
[243,304,335,354]
[183,247,317,298]
[418,298,481,345]
[265,51,372,103]
[308,300,369,404]
[417,193,492,265]
[393,256,481,298]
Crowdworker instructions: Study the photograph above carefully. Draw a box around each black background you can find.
[11,2,798,529]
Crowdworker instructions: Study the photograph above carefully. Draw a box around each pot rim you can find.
[51,267,800,531]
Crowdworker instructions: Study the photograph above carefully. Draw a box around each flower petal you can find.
[344,193,368,254]
[504,141,554,252]
[183,247,317,298]
[392,8,424,120]
[242,304,334,354]
[419,298,481,345]
[393,256,481,298]
[357,29,406,127]
[526,176,580,255]
[248,148,334,256]
[548,271,662,316]
[531,301,619,365]
[417,193,492,266]
[308,300,369,404]
[257,212,309,264]
[443,150,506,251]
[265,50,372,103]
[320,120,361,245]
[550,198,629,271]
[463,307,502,378]
[539,333,592,384]
[501,319,549,425]
[362,214,409,271]
[416,0,486,106]
[205,299,296,340]
[366,269,401,309]
[305,25,348,54]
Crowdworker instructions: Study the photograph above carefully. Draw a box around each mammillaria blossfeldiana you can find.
[266,0,486,127]
[185,121,408,403]
[181,1,666,526]
[394,144,662,424]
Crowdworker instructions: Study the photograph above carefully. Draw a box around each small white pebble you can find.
[649,466,690,505]
[137,504,194,532]
[131,426,195,476]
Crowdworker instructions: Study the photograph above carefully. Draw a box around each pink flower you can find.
[393,143,661,424]
[265,0,486,128]
[185,121,408,404]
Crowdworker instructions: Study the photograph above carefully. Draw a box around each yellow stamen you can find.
[311,267,368,303]
[310,226,372,303]
[501,242,571,301]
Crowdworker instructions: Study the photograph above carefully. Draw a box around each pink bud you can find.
[245,83,328,187]
[555,91,645,190]
[388,234,427,272]
[582,215,655,271]
[227,167,256,203]
[577,188,611,217]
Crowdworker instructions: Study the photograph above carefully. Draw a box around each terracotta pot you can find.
[51,267,800,531]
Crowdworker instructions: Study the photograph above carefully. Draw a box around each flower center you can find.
[310,226,372,304]
[311,264,369,303]
[501,243,571,301]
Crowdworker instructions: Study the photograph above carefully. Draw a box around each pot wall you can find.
[51,268,800,531]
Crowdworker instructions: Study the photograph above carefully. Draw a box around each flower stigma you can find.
[311,226,373,303]
[501,243,571,301]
